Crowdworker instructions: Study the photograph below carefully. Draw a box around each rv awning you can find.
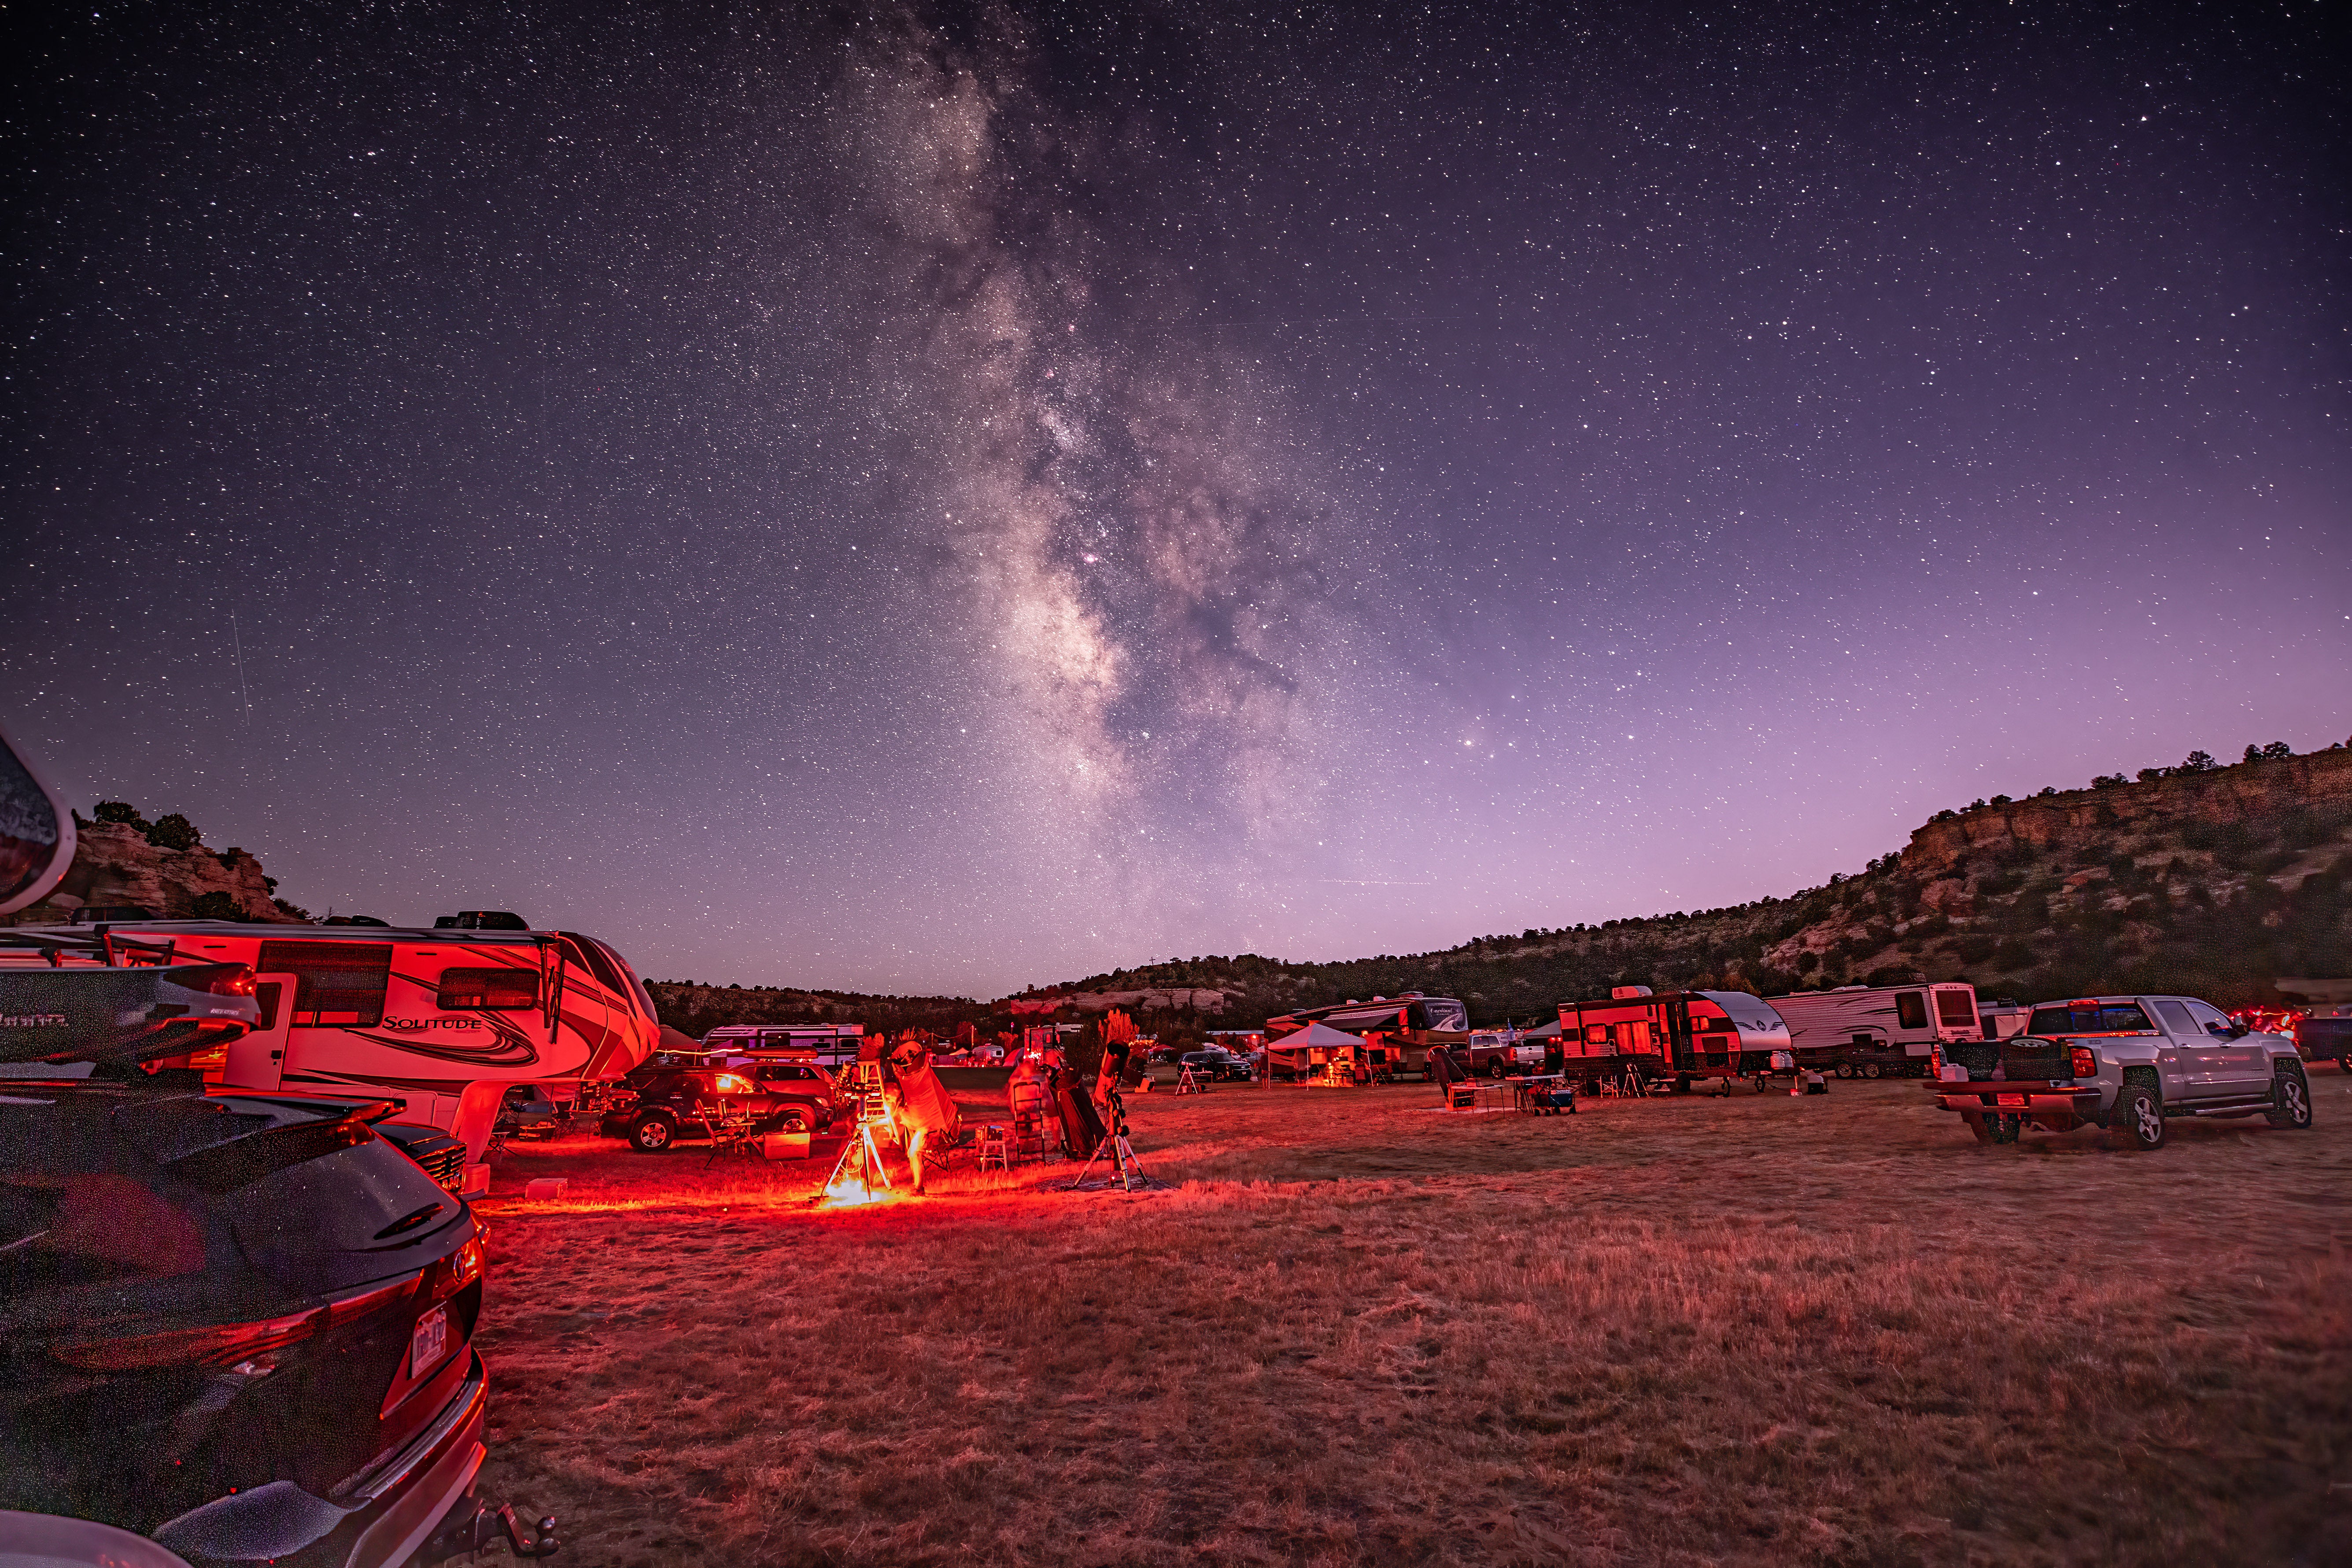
[1320,1006,1407,1032]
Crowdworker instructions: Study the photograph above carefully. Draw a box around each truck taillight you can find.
[2070,1046,2097,1080]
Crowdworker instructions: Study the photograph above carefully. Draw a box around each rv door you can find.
[222,973,299,1092]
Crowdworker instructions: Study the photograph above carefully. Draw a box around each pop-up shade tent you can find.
[1263,1019,1369,1078]
[1521,1019,1562,1039]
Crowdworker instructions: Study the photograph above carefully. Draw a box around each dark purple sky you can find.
[6,2,2346,996]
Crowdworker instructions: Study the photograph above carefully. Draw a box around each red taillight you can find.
[2071,1045,2098,1080]
[52,1308,315,1371]
[425,1234,485,1304]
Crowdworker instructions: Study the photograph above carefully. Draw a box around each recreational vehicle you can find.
[1768,982,1981,1076]
[1553,987,1796,1089]
[5,916,662,1168]
[1263,992,1470,1076]
[703,1022,866,1066]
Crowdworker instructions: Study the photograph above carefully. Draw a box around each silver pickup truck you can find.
[1931,994,2312,1150]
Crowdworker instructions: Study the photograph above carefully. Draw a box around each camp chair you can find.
[702,1097,761,1164]
[976,1125,1010,1172]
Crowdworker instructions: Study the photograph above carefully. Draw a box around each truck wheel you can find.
[2267,1066,2314,1130]
[1863,1061,1883,1080]
[1964,1112,1994,1144]
[2110,1084,2165,1151]
[629,1113,678,1153]
[1834,1062,1854,1079]
[775,1107,813,1135]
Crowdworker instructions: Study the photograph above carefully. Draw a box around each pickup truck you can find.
[1931,994,2312,1150]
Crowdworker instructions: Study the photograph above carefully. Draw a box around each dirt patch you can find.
[468,1072,2352,1565]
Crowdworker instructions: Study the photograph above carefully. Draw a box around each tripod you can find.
[819,1061,897,1202]
[1067,1079,1149,1192]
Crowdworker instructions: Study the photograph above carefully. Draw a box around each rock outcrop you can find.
[8,820,304,924]
[1900,746,2352,878]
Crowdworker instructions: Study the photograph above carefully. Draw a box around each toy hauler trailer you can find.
[1553,987,1795,1091]
[1263,992,1469,1077]
[1766,982,1981,1077]
[6,917,662,1172]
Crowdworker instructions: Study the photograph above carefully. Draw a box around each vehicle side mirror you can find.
[2227,1022,2249,1038]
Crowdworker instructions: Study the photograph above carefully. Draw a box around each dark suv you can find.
[1179,1048,1251,1082]
[598,1054,843,1152]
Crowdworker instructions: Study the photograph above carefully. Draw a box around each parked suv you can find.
[1932,994,2312,1150]
[598,1054,842,1152]
[1178,1048,1251,1082]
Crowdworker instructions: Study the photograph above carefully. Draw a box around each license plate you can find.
[410,1304,448,1377]
[1996,1093,2027,1108]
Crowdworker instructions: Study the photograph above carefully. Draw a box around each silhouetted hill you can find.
[1052,739,2352,1024]
[644,981,991,1041]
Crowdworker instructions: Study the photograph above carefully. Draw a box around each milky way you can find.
[4,3,2345,993]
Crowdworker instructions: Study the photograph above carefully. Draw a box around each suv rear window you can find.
[2028,1002,2156,1035]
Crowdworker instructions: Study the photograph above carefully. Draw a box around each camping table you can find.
[1509,1074,1576,1115]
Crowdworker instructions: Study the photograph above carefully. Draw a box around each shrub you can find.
[272,897,313,921]
[144,813,200,852]
[2091,774,2127,790]
[2138,767,2166,783]
[1953,934,1998,963]
[2180,750,2217,773]
[1989,794,2012,806]
[2037,786,2058,797]
[189,891,243,920]
[93,801,151,831]
[2261,741,2293,760]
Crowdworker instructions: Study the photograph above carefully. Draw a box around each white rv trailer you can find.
[703,1022,865,1066]
[8,918,661,1164]
[1767,982,1980,1077]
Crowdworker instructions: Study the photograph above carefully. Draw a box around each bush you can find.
[189,891,243,921]
[144,813,201,852]
[2138,767,2166,784]
[1953,934,1998,964]
[93,801,151,831]
[2091,774,2127,790]
[2181,750,2217,773]
[273,897,314,922]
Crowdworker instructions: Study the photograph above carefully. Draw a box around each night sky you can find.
[5,2,2346,996]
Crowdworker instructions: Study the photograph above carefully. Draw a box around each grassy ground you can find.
[466,1069,2352,1567]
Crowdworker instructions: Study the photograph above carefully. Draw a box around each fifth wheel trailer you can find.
[1553,987,1796,1090]
[5,917,662,1170]
[1767,982,1981,1077]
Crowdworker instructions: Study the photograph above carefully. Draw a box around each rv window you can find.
[1585,1024,1609,1045]
[1935,990,1978,1028]
[1896,992,1929,1031]
[437,967,540,1011]
[255,941,392,1029]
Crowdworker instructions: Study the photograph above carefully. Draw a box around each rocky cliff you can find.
[7,819,305,925]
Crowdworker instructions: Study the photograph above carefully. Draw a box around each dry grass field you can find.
[466,1070,2352,1567]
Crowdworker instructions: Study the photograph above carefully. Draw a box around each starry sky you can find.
[5,1,2347,996]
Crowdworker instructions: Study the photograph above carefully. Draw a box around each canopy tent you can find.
[1269,1020,1370,1051]
[1520,1018,1563,1039]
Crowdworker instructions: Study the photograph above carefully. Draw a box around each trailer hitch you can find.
[433,1498,560,1559]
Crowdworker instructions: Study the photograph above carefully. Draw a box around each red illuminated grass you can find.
[468,1074,2352,1566]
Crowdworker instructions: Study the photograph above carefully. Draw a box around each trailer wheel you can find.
[1754,1075,1770,1093]
[1862,1061,1883,1080]
[1835,1062,1854,1080]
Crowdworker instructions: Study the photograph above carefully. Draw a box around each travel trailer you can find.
[703,1022,866,1066]
[1554,987,1795,1088]
[5,916,662,1167]
[1263,992,1470,1076]
[1767,982,1981,1077]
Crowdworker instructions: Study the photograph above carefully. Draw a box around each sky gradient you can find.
[6,1,2347,996]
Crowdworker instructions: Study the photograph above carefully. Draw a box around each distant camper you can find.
[703,1022,866,1067]
[1553,987,1795,1091]
[1768,982,1981,1078]
[1263,992,1469,1077]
